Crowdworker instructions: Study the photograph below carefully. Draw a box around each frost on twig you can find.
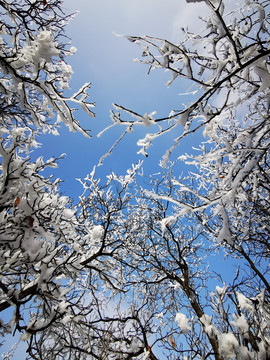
[100,0,269,164]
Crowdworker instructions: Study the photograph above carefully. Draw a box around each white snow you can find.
[216,285,227,296]
[217,206,233,245]
[236,292,254,313]
[160,216,175,236]
[200,314,219,338]
[254,65,270,92]
[218,333,238,359]
[231,314,249,335]
[175,312,191,333]
[141,112,156,127]
[178,111,189,127]
[91,225,104,240]
[63,208,75,219]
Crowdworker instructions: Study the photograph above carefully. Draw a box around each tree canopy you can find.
[0,0,269,359]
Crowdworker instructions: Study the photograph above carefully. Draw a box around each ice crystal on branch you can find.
[102,0,269,163]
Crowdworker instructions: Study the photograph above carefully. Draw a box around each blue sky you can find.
[3,1,268,358]
[34,0,208,199]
